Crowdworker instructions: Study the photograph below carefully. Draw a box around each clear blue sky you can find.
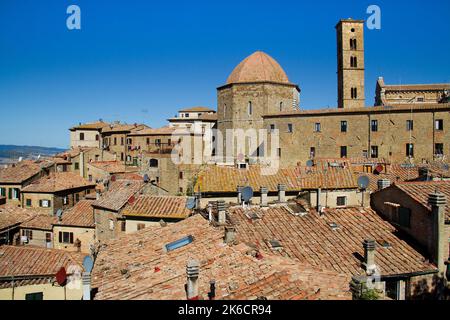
[0,0,449,148]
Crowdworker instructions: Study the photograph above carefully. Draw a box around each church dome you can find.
[226,51,290,85]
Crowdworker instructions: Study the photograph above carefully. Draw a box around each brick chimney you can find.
[217,200,226,225]
[237,186,243,205]
[186,259,200,300]
[428,192,447,273]
[363,239,377,275]
[260,187,268,207]
[277,184,286,203]
[377,179,391,191]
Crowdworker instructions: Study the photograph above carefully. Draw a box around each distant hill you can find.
[0,145,66,164]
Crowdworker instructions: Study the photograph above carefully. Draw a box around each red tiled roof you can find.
[21,214,57,231]
[92,215,351,300]
[101,124,148,134]
[122,196,191,219]
[54,200,95,228]
[0,245,84,278]
[92,180,144,212]
[229,205,436,277]
[88,161,126,174]
[393,181,450,221]
[70,121,109,131]
[178,107,216,113]
[0,161,45,184]
[127,126,176,136]
[21,172,95,193]
[195,164,357,193]
[0,205,38,231]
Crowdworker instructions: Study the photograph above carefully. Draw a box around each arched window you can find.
[350,56,358,68]
[350,38,357,50]
[248,101,252,115]
[279,102,283,112]
[149,159,159,168]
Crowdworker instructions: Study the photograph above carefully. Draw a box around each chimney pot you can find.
[260,186,268,207]
[277,184,286,203]
[237,186,243,204]
[224,226,236,245]
[363,239,377,275]
[217,200,226,225]
[186,259,200,300]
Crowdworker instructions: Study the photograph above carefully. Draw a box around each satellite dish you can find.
[83,256,94,273]
[357,176,370,190]
[56,267,67,286]
[37,155,41,160]
[241,186,254,203]
[18,157,23,162]
[186,197,196,210]
[143,174,150,183]
[306,160,314,168]
[56,209,63,221]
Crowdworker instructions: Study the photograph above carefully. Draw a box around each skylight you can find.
[164,235,194,252]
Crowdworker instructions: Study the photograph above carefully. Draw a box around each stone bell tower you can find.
[336,19,365,109]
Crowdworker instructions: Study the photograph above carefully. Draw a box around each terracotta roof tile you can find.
[88,161,126,174]
[229,205,436,277]
[0,161,46,184]
[122,196,191,219]
[0,245,84,278]
[21,172,95,193]
[92,215,351,300]
[54,200,95,228]
[92,180,144,212]
[393,181,450,221]
[178,107,216,113]
[70,121,109,131]
[0,205,38,231]
[21,214,57,231]
[195,164,357,193]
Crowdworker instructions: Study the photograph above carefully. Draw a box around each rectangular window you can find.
[341,121,347,133]
[435,143,444,156]
[25,292,43,301]
[406,120,414,131]
[45,232,52,243]
[370,146,379,158]
[121,221,126,232]
[336,196,347,207]
[0,188,5,197]
[63,196,69,205]
[435,119,444,131]
[314,123,321,132]
[26,199,32,207]
[121,153,124,161]
[155,139,161,147]
[114,137,117,145]
[179,172,183,179]
[406,144,414,157]
[398,207,411,228]
[59,231,74,244]
[371,120,378,132]
[248,101,252,115]
[22,229,33,240]
[270,124,276,133]
[75,194,80,202]
[74,162,79,170]
[137,223,146,231]
[310,147,316,158]
[340,146,347,158]
[277,148,282,157]
[287,124,293,133]
[95,134,99,141]
[79,133,85,141]
[40,200,51,208]
[121,137,124,146]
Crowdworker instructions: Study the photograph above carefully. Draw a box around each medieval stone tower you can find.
[217,51,300,162]
[336,19,365,109]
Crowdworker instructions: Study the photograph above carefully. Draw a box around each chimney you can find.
[317,188,322,212]
[277,184,286,203]
[377,179,391,191]
[224,226,236,245]
[79,151,85,178]
[260,187,268,207]
[186,259,200,300]
[207,202,213,223]
[428,192,447,273]
[194,192,201,210]
[363,239,377,275]
[208,280,216,300]
[96,189,101,200]
[237,186,243,205]
[217,200,226,225]
[82,272,92,300]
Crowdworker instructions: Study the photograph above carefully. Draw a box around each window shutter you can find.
[69,233,74,244]
[8,188,12,199]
